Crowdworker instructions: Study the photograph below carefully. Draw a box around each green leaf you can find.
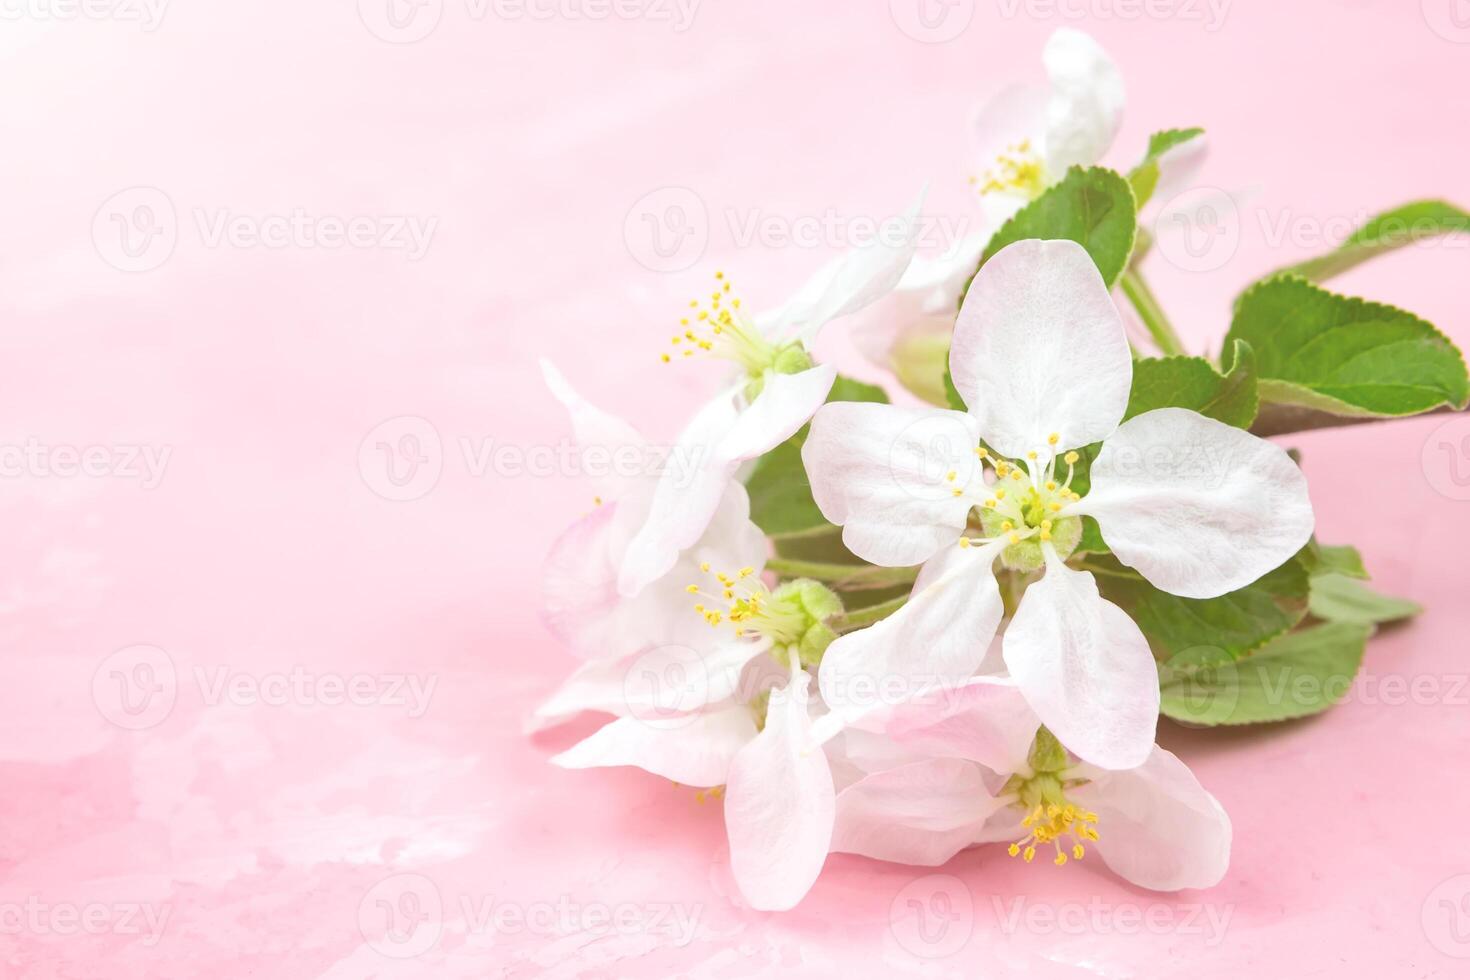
[1125,340,1259,428]
[745,375,888,536]
[1127,127,1204,209]
[1226,276,1470,418]
[1262,200,1470,284]
[1160,622,1371,725]
[1084,551,1311,663]
[1302,541,1368,579]
[974,166,1138,291]
[1309,573,1421,625]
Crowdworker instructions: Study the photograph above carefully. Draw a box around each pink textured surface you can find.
[2,2,1469,976]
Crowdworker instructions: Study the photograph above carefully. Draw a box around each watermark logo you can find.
[1423,874,1470,957]
[888,873,973,959]
[1422,0,1470,43]
[359,873,444,959]
[994,0,1231,32]
[1153,185,1241,273]
[1422,414,1470,502]
[92,644,178,730]
[1159,646,1239,726]
[624,187,709,273]
[889,0,974,43]
[358,0,444,42]
[0,897,171,947]
[359,416,444,502]
[622,645,715,729]
[992,897,1234,945]
[0,0,169,30]
[93,187,177,273]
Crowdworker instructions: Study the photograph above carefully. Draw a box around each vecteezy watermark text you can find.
[0,440,170,489]
[0,897,171,948]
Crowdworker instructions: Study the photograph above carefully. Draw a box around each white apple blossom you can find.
[802,238,1314,769]
[830,676,1232,891]
[617,197,925,597]
[856,29,1207,398]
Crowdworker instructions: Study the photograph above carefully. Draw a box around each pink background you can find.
[3,1,1469,976]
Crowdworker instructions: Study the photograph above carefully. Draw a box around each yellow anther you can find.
[1023,846,1036,863]
[1064,451,1079,465]
[976,447,989,459]
[686,584,699,593]
[1001,521,1014,531]
[946,470,957,482]
[1073,844,1085,860]
[593,496,602,506]
[1008,843,1020,857]
[715,270,724,279]
[1046,481,1057,491]
[958,537,971,549]
[995,489,1006,500]
[660,353,671,363]
[984,499,997,509]
[1027,451,1037,461]
[1041,520,1053,531]
[1054,852,1068,867]
[1008,532,1020,544]
[952,488,963,497]
[738,567,755,578]
[1048,433,1060,446]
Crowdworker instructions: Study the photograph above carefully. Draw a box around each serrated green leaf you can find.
[745,375,888,536]
[1084,551,1311,663]
[1309,573,1421,625]
[1262,200,1470,283]
[1226,276,1470,418]
[1160,622,1371,725]
[1127,127,1204,209]
[971,166,1138,293]
[1125,340,1258,428]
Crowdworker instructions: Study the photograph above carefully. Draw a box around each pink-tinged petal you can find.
[616,392,741,596]
[1003,557,1158,770]
[802,402,982,567]
[725,671,835,911]
[719,364,837,462]
[547,483,766,661]
[1080,408,1315,599]
[550,705,758,787]
[1042,28,1124,173]
[885,676,1040,775]
[1072,746,1233,891]
[951,239,1131,458]
[816,542,1004,737]
[540,359,647,502]
[831,759,1005,866]
[793,196,925,342]
[619,369,832,597]
[530,639,769,733]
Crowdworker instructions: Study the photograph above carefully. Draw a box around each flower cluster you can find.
[530,28,1462,911]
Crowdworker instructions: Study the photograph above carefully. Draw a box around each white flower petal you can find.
[950,238,1131,458]
[540,359,647,502]
[1072,746,1232,891]
[885,675,1040,775]
[550,706,758,787]
[1042,28,1125,174]
[831,759,1005,866]
[616,392,741,596]
[817,542,1004,736]
[531,639,769,732]
[718,365,837,462]
[802,402,982,567]
[768,194,925,343]
[725,671,835,911]
[1080,408,1315,599]
[1003,558,1158,770]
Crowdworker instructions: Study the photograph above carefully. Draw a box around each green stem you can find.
[767,523,842,543]
[765,557,919,590]
[832,594,908,632]
[1119,268,1186,357]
